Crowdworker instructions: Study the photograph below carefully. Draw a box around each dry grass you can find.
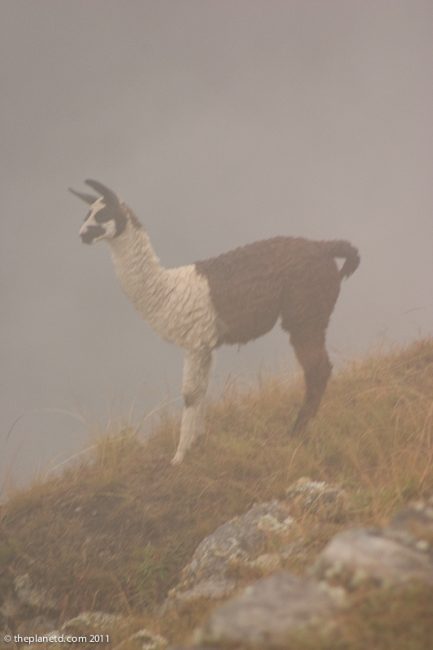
[0,338,432,645]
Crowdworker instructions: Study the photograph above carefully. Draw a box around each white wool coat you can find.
[108,223,220,351]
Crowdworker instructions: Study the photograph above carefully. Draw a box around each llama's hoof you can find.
[171,451,184,466]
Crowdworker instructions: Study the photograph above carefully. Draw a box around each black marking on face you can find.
[94,207,113,223]
[81,202,128,241]
[92,203,127,233]
[105,204,127,236]
[81,225,105,244]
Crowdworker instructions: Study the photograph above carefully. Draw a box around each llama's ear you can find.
[85,179,119,206]
[68,188,98,204]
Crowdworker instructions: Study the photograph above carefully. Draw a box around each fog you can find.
[1,0,432,492]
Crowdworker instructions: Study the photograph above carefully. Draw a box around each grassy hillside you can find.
[1,338,432,644]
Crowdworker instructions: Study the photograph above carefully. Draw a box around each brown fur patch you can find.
[195,237,358,346]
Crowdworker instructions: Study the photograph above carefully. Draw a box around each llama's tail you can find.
[324,240,360,279]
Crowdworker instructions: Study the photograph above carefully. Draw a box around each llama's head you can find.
[69,180,128,244]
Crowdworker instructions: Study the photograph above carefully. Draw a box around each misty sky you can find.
[1,0,432,491]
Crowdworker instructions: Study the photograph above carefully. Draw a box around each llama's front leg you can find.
[171,347,212,465]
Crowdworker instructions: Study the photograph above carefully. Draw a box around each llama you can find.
[70,180,360,465]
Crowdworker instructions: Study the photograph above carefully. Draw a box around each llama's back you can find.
[195,236,342,345]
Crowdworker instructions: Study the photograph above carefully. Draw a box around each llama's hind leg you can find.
[289,328,332,434]
[171,347,213,465]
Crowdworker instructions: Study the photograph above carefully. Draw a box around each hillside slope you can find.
[0,338,432,643]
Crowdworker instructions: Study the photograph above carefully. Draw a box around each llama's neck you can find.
[107,213,172,322]
[107,206,220,350]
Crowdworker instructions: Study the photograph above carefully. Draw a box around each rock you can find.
[165,479,346,614]
[248,552,282,573]
[113,628,167,650]
[61,611,130,636]
[21,613,136,650]
[167,578,236,606]
[313,528,433,589]
[196,571,341,648]
[168,644,209,650]
[165,500,295,610]
[1,576,57,645]
[167,647,210,650]
[386,497,433,553]
[285,477,347,521]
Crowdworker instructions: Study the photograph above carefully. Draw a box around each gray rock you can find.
[196,571,341,648]
[168,647,211,650]
[285,476,347,521]
[167,578,236,606]
[167,647,210,650]
[25,613,135,650]
[313,527,433,588]
[165,500,294,609]
[61,611,129,636]
[114,628,167,650]
[386,497,433,553]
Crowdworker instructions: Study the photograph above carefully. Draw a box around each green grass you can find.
[0,337,432,647]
